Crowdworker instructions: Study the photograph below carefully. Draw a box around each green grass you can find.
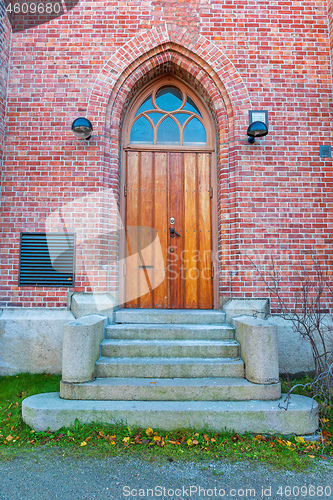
[0,373,332,470]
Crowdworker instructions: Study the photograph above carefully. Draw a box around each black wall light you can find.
[71,117,93,140]
[247,121,268,143]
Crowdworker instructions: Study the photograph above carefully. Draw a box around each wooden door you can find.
[124,149,213,309]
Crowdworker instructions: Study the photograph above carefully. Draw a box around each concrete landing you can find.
[22,392,318,435]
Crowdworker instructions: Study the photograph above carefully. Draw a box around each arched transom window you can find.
[129,85,207,146]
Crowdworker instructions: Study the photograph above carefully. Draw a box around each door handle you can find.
[170,228,181,238]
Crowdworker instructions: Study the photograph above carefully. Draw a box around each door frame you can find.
[119,75,219,309]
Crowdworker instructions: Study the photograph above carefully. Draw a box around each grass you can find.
[0,373,332,470]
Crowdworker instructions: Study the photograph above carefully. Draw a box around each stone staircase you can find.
[23,309,318,435]
[60,309,281,401]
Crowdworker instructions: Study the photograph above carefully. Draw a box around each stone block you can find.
[233,315,279,385]
[224,299,270,324]
[61,315,107,384]
[69,293,115,320]
[0,308,74,376]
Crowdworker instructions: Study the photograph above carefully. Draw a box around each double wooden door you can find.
[123,149,214,309]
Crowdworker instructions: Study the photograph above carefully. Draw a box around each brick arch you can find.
[88,24,251,143]
[88,25,251,303]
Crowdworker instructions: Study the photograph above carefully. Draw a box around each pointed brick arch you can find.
[89,24,251,304]
[88,24,251,141]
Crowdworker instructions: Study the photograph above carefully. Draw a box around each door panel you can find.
[184,153,199,309]
[168,152,185,309]
[124,150,213,309]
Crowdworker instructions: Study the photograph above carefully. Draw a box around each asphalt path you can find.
[0,450,332,500]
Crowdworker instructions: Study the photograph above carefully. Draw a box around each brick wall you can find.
[0,2,11,182]
[0,1,332,311]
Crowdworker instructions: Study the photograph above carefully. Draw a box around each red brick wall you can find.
[0,1,332,310]
[0,3,11,178]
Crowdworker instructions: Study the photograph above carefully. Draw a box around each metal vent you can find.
[320,145,331,158]
[19,232,75,287]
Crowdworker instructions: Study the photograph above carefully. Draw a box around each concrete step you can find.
[96,357,244,378]
[105,324,235,340]
[23,392,319,435]
[60,377,281,401]
[100,339,239,358]
[115,309,226,325]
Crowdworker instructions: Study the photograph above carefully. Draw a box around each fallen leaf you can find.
[276,437,286,446]
[192,440,199,445]
[80,441,87,447]
[123,437,130,446]
[295,436,305,444]
[146,427,154,437]
[187,439,192,446]
[322,430,332,440]
[6,435,13,442]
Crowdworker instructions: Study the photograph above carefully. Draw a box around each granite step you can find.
[105,323,235,340]
[100,339,239,358]
[23,392,319,435]
[96,356,244,378]
[60,377,281,401]
[115,309,226,325]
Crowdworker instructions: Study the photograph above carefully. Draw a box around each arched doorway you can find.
[120,76,218,309]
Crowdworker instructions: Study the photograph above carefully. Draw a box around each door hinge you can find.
[123,265,126,276]
[210,187,213,198]
[124,185,127,197]
[211,265,214,278]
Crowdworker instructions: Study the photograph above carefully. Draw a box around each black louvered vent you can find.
[19,232,75,287]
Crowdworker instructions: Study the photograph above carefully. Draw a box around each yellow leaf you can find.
[109,440,116,446]
[153,436,161,441]
[123,437,130,446]
[80,441,87,447]
[194,433,199,437]
[321,418,329,423]
[295,436,305,444]
[146,427,153,437]
[308,455,315,458]
[211,438,216,443]
[187,439,192,446]
[6,435,13,442]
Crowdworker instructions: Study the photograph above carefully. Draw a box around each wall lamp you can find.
[71,117,93,140]
[247,121,268,144]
